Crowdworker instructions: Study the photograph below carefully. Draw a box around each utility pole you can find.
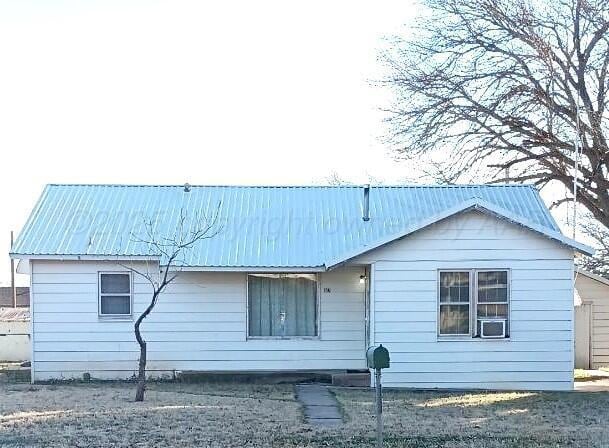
[10,231,16,308]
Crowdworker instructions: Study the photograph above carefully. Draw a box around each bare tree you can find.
[324,171,355,186]
[578,213,609,277]
[321,171,387,186]
[382,0,609,227]
[123,206,221,401]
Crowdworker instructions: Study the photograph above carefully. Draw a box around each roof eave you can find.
[9,253,162,262]
[9,253,325,272]
[576,267,609,287]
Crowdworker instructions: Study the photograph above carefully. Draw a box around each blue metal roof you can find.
[12,184,565,267]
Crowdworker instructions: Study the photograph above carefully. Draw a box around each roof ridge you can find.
[45,183,537,189]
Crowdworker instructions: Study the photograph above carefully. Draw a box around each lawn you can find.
[1,382,609,447]
[334,388,609,447]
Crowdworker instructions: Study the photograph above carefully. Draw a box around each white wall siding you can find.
[356,211,574,391]
[31,261,366,380]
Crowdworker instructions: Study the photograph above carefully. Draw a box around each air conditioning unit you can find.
[479,319,506,338]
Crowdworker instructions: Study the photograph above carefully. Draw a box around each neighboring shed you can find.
[0,287,30,307]
[0,307,30,362]
[574,269,609,369]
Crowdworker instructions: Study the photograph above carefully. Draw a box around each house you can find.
[574,269,609,369]
[10,184,593,390]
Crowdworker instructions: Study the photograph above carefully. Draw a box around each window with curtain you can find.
[248,273,318,337]
[99,272,132,317]
[439,271,471,335]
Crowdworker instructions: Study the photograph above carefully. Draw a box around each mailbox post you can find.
[366,345,390,448]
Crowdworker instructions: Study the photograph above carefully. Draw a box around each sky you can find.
[0,0,421,286]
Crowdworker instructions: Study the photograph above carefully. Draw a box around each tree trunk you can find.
[134,318,147,402]
[133,290,160,402]
[135,339,146,402]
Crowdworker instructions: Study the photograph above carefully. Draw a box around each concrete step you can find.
[331,372,370,387]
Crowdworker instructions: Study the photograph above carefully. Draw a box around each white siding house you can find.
[12,184,593,390]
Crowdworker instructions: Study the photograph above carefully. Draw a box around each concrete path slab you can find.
[303,405,342,419]
[309,418,343,426]
[295,384,343,427]
[298,393,337,407]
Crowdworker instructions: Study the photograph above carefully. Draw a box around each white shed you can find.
[0,308,30,362]
[574,269,609,369]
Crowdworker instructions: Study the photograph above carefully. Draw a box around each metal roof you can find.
[11,184,586,268]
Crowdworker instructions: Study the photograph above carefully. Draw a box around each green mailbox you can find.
[366,344,390,370]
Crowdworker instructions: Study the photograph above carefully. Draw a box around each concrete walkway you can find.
[295,384,343,426]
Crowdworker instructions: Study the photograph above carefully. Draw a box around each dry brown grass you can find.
[331,388,609,447]
[1,382,609,447]
[573,369,608,382]
[0,382,308,447]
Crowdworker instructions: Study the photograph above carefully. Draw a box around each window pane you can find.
[477,303,508,318]
[439,304,469,335]
[101,274,130,294]
[476,271,509,337]
[439,272,469,303]
[100,295,131,315]
[477,271,508,303]
[248,274,317,337]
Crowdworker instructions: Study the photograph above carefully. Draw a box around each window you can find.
[438,270,509,338]
[99,272,132,317]
[439,271,471,335]
[476,271,509,336]
[248,273,318,337]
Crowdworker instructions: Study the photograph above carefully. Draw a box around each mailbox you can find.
[366,344,390,369]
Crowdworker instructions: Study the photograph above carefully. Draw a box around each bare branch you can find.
[382,0,609,228]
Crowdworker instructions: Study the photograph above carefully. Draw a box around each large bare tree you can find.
[123,206,220,401]
[382,0,609,228]
[579,213,609,275]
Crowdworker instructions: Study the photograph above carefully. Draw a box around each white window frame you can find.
[246,273,321,340]
[437,270,473,337]
[98,271,133,319]
[437,269,510,339]
[474,269,510,338]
